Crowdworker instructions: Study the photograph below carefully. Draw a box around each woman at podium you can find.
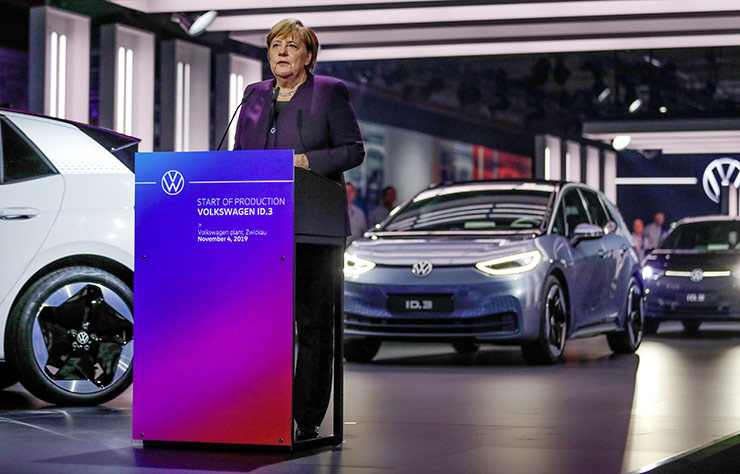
[233,18,365,441]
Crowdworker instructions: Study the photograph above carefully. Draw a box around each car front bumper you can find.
[644,275,740,322]
[344,265,545,342]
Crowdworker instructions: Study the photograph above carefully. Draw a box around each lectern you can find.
[133,150,344,450]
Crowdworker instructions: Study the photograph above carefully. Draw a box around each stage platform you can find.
[2,322,740,473]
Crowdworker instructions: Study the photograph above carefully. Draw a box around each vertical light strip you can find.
[183,63,191,152]
[125,48,134,135]
[49,32,58,117]
[565,152,571,181]
[175,61,183,152]
[116,47,126,133]
[229,72,237,150]
[544,146,551,180]
[58,34,67,119]
[235,74,244,149]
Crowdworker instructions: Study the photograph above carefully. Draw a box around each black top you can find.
[275,100,289,116]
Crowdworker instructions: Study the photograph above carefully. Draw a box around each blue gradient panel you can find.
[133,150,294,446]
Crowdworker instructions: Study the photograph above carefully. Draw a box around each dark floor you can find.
[2,322,740,473]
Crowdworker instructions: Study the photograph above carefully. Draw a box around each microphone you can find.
[217,87,255,151]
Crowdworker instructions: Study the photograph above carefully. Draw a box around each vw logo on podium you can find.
[703,158,740,203]
[162,170,185,195]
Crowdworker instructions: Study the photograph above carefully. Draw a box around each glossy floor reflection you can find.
[1,322,740,473]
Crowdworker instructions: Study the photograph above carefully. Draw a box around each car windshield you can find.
[660,221,740,251]
[382,187,552,232]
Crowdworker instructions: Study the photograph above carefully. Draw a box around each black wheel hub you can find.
[37,284,133,388]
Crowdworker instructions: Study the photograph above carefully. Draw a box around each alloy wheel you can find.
[32,282,133,394]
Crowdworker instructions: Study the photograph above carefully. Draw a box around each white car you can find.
[0,109,135,405]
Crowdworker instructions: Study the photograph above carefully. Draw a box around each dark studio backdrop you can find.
[616,151,733,229]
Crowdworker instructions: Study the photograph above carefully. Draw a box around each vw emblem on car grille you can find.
[162,170,185,195]
[690,268,704,282]
[412,260,433,277]
[703,158,740,203]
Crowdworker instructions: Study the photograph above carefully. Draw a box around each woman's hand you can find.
[294,153,310,169]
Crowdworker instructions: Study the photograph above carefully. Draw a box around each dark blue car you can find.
[343,180,644,364]
[642,216,740,334]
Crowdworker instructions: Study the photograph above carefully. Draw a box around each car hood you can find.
[347,235,536,266]
[646,250,740,272]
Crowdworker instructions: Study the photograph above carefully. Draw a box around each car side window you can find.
[1,119,55,184]
[581,189,610,229]
[600,195,626,232]
[563,189,590,238]
[551,201,566,236]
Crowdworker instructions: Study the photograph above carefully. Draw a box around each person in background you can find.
[631,218,646,260]
[346,182,367,244]
[368,186,397,227]
[643,212,666,251]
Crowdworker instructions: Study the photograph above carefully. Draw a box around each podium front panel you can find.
[133,150,295,446]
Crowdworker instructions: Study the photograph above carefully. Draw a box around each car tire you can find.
[452,342,479,355]
[0,362,18,390]
[521,275,567,365]
[607,278,644,354]
[5,266,133,406]
[644,320,659,335]
[682,321,701,333]
[344,338,381,363]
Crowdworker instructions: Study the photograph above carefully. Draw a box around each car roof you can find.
[674,215,740,225]
[430,178,565,188]
[0,107,140,146]
[424,179,602,197]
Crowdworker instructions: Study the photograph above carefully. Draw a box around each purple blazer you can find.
[233,74,364,235]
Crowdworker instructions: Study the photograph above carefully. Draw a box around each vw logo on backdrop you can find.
[690,268,704,282]
[162,170,185,195]
[411,260,433,277]
[702,158,740,203]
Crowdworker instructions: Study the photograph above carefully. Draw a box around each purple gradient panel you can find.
[133,150,295,446]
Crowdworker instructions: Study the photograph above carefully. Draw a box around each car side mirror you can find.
[570,223,605,246]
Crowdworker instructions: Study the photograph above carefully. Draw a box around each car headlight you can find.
[475,250,542,276]
[344,252,376,278]
[641,265,663,280]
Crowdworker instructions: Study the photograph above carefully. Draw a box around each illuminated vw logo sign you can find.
[411,260,433,277]
[76,332,90,345]
[162,170,185,195]
[690,268,704,282]
[702,158,740,203]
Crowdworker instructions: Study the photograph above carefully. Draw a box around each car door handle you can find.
[0,207,39,220]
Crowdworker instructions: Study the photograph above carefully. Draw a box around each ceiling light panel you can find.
[231,16,740,47]
[108,0,450,13]
[316,34,740,61]
[585,131,740,154]
[206,1,740,32]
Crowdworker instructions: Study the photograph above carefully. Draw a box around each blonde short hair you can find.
[266,18,319,73]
